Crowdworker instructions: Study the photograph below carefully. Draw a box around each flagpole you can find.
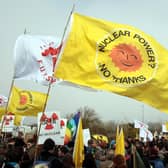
[142,104,144,123]
[60,3,75,44]
[0,27,28,136]
[35,83,51,136]
[33,3,76,164]
[132,144,136,168]
[33,82,52,163]
[54,2,76,65]
[0,78,15,136]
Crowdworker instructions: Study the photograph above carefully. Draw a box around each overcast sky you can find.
[1,0,168,123]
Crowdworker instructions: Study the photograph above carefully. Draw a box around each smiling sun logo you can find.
[109,44,143,72]
[95,29,158,87]
[16,91,33,111]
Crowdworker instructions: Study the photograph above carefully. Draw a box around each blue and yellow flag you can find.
[73,112,84,168]
[8,86,47,116]
[55,12,168,113]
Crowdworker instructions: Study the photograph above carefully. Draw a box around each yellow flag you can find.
[14,115,23,126]
[115,127,125,156]
[0,107,5,121]
[8,86,47,116]
[55,13,168,113]
[165,122,168,131]
[115,126,119,154]
[73,115,84,168]
[116,125,119,140]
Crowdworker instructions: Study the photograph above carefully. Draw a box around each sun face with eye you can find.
[109,44,143,72]
[19,95,28,105]
[16,91,33,111]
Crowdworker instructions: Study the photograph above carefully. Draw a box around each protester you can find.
[20,138,36,168]
[99,149,114,168]
[147,141,164,168]
[58,146,69,160]
[83,152,97,168]
[34,138,63,168]
[111,154,127,168]
[62,153,74,168]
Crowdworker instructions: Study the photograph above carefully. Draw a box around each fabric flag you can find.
[114,125,119,152]
[134,120,148,129]
[54,12,168,113]
[133,150,146,168]
[165,122,168,131]
[134,120,153,141]
[115,127,125,156]
[8,86,47,116]
[73,112,84,168]
[139,127,153,142]
[14,35,62,85]
[14,114,23,126]
[0,95,8,107]
[162,124,168,133]
[0,107,5,121]
[116,125,119,140]
[64,112,80,144]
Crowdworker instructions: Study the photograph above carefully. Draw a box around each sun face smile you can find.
[109,44,143,72]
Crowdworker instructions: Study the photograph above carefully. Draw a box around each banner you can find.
[1,114,15,132]
[38,111,62,145]
[8,86,47,116]
[54,13,168,113]
[14,35,62,85]
[60,118,67,145]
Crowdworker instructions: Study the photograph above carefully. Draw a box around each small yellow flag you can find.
[165,122,168,131]
[8,86,47,116]
[115,127,125,156]
[55,13,168,114]
[0,107,5,121]
[14,115,23,126]
[116,125,119,140]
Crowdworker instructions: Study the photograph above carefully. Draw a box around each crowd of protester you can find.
[0,133,168,168]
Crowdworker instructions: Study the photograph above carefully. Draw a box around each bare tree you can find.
[78,106,102,131]
[147,122,162,133]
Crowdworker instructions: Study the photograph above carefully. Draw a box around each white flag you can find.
[134,120,148,129]
[139,127,153,142]
[0,95,8,107]
[14,35,62,85]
